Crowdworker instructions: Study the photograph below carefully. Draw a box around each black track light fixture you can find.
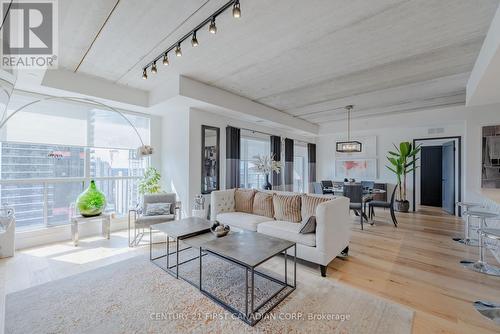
[142,0,243,78]
[191,31,199,47]
[175,43,182,57]
[233,0,241,18]
[209,17,217,34]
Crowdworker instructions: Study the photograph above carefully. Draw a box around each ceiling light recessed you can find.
[162,53,169,65]
[233,0,241,18]
[209,17,217,34]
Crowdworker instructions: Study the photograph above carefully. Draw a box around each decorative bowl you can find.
[210,221,230,237]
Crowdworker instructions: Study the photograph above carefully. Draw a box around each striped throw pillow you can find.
[235,188,256,213]
[301,194,332,222]
[273,194,302,223]
[252,191,274,218]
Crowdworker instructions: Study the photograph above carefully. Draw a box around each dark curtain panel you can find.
[307,143,316,193]
[284,138,294,191]
[226,126,240,189]
[270,135,282,189]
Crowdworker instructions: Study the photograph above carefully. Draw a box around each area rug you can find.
[5,254,414,334]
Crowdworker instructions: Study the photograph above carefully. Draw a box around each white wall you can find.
[186,108,315,213]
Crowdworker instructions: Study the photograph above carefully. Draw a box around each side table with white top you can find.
[71,213,112,246]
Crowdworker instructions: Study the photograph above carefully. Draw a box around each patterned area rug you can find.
[5,254,414,333]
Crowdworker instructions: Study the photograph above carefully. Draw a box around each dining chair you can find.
[361,181,375,191]
[343,184,366,230]
[313,182,324,194]
[321,180,333,189]
[368,185,398,227]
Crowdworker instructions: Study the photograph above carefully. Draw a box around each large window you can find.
[240,136,270,189]
[0,93,150,230]
[293,144,308,193]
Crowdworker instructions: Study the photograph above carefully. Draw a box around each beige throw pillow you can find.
[273,194,302,223]
[252,191,274,218]
[235,188,256,213]
[301,194,332,222]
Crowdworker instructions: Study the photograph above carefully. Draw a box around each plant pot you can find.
[394,200,410,213]
[263,174,272,190]
[76,180,106,217]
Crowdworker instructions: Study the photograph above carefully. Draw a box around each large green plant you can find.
[386,142,421,202]
[138,167,162,195]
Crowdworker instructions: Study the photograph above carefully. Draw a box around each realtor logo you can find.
[1,0,58,68]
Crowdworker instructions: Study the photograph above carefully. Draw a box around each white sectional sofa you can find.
[210,189,351,276]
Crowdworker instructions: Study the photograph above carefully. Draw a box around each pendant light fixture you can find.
[142,0,242,79]
[336,105,362,153]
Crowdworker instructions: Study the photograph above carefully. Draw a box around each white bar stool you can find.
[460,211,500,277]
[453,202,481,246]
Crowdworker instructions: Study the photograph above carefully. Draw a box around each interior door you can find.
[420,146,443,206]
[442,141,455,215]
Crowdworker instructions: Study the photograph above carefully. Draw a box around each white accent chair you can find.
[211,189,351,276]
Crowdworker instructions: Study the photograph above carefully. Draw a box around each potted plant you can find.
[386,142,421,212]
[251,154,282,190]
[138,167,162,195]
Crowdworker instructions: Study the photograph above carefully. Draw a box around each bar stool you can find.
[460,211,500,277]
[453,202,482,246]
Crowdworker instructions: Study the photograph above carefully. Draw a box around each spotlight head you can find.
[142,68,147,80]
[233,1,241,18]
[191,32,199,47]
[209,17,217,34]
[151,62,157,74]
[175,44,182,57]
[162,53,169,65]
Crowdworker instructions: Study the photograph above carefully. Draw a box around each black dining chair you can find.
[361,181,375,191]
[313,182,323,194]
[321,180,334,194]
[368,185,398,227]
[343,184,366,230]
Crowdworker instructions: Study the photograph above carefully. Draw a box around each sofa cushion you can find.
[273,194,302,223]
[257,221,316,247]
[235,189,256,214]
[136,214,175,226]
[216,212,270,231]
[252,191,274,218]
[301,194,332,222]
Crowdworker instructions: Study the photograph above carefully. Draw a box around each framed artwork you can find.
[335,159,377,179]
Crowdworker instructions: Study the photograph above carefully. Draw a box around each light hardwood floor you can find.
[1,208,499,333]
[329,206,500,334]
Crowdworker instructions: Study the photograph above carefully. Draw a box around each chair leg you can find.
[320,265,327,277]
[390,206,398,227]
[360,211,364,230]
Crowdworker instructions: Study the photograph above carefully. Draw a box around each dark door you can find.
[442,141,455,215]
[420,146,442,206]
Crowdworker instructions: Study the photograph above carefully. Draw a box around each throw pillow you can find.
[273,194,302,223]
[252,191,274,218]
[145,202,171,216]
[301,194,331,222]
[235,188,256,213]
[299,215,316,234]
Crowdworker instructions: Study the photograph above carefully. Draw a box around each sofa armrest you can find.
[210,189,236,221]
[315,197,351,254]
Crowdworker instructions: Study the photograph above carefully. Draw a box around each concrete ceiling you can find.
[58,0,499,124]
